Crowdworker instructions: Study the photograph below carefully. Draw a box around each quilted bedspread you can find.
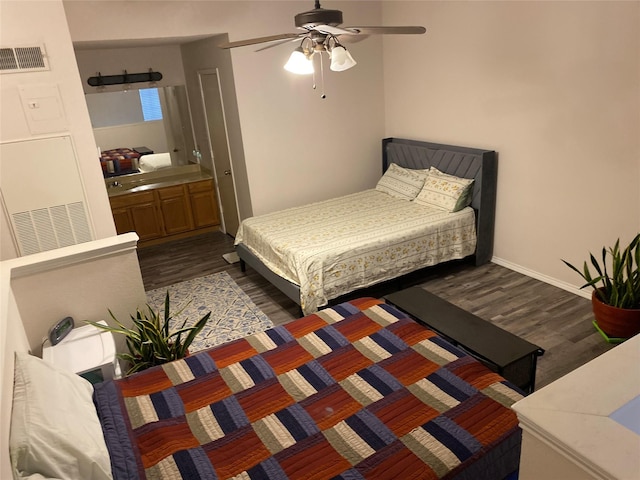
[235,190,476,314]
[94,298,523,480]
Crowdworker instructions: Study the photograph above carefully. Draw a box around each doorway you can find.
[198,69,240,236]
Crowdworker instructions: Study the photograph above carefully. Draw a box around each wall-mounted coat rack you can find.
[87,69,162,87]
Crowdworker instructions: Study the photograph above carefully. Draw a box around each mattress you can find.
[235,190,477,314]
[94,298,523,480]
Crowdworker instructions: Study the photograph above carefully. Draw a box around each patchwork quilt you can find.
[93,298,524,480]
[100,147,140,176]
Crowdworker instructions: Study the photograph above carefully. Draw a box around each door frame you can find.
[197,68,240,235]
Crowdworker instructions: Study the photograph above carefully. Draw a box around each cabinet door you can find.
[188,181,220,228]
[130,202,163,241]
[111,207,134,235]
[157,185,193,235]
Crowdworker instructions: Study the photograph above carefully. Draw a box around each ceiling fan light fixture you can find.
[329,45,356,72]
[284,47,314,75]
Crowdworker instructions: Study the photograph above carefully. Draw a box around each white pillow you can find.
[138,152,172,172]
[375,163,428,200]
[10,352,113,480]
[414,167,475,212]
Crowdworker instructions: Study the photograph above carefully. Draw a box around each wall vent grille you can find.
[0,45,48,73]
[11,202,92,255]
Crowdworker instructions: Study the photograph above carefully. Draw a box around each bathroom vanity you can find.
[106,165,219,246]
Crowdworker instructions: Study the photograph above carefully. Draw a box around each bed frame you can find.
[237,137,497,307]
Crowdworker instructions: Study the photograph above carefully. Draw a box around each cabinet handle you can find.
[224,170,232,176]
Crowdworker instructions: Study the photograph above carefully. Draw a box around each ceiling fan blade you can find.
[255,36,303,52]
[344,26,427,35]
[313,24,360,36]
[218,33,301,49]
[339,34,370,44]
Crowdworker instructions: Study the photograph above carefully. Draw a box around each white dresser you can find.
[512,334,640,480]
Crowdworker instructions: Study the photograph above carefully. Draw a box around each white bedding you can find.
[235,189,476,314]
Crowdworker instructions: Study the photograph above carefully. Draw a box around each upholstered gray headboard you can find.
[382,138,497,265]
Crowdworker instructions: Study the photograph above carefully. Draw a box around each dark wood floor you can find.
[137,231,614,389]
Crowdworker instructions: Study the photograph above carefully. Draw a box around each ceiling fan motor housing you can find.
[295,8,343,29]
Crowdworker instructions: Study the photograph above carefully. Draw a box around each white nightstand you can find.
[42,320,121,383]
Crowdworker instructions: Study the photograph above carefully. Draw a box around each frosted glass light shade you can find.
[284,48,314,75]
[330,46,356,71]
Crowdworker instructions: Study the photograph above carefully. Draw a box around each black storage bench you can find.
[385,287,545,394]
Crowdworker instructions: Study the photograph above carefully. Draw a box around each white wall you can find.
[8,234,146,356]
[227,3,385,214]
[62,1,386,217]
[74,44,186,95]
[0,0,116,260]
[93,122,169,153]
[382,1,640,292]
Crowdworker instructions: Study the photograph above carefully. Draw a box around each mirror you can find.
[85,85,196,169]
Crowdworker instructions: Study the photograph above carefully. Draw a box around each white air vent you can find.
[12,202,92,256]
[0,45,48,73]
[1,136,95,257]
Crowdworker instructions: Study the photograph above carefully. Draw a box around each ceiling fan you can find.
[219,1,426,83]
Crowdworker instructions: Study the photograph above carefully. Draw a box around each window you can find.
[139,88,163,121]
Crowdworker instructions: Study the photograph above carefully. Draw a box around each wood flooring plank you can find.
[136,231,615,389]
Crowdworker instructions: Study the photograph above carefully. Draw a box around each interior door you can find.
[198,70,240,236]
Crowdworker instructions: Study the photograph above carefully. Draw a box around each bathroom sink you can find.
[104,165,212,197]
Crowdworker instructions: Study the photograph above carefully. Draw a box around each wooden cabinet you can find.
[157,185,193,235]
[188,180,219,228]
[109,178,219,246]
[110,207,135,235]
[109,191,162,241]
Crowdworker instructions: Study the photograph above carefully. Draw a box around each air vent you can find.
[0,45,48,73]
[11,202,92,256]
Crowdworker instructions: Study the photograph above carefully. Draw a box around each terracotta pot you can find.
[592,290,640,339]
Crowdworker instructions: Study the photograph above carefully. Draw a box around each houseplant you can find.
[563,233,640,340]
[88,292,211,375]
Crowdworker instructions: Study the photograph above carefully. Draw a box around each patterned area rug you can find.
[146,271,273,353]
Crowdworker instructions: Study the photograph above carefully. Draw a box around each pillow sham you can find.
[10,352,112,480]
[375,163,427,200]
[414,167,475,212]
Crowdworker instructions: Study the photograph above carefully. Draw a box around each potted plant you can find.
[88,292,211,375]
[563,233,640,341]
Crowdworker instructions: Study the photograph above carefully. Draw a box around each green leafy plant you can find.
[562,233,640,309]
[88,292,211,375]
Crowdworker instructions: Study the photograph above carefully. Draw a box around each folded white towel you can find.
[138,152,172,172]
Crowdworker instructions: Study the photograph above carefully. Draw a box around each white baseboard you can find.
[491,256,591,301]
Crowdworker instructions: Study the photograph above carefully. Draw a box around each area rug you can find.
[146,271,273,353]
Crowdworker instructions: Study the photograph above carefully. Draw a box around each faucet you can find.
[110,181,121,188]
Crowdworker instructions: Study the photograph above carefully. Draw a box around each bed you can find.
[235,138,497,314]
[100,147,142,177]
[100,148,172,177]
[9,297,523,480]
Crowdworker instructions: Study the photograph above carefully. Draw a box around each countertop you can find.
[512,334,640,479]
[105,165,213,197]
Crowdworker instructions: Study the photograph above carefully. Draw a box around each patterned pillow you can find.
[414,167,475,212]
[375,163,427,200]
